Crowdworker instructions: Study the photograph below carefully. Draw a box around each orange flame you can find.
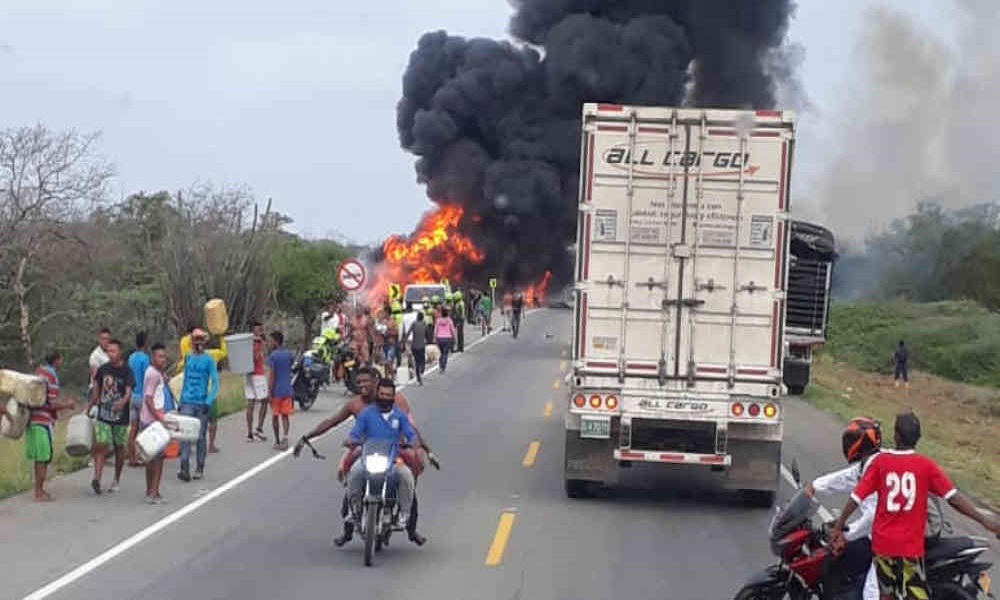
[367,204,484,305]
[523,270,552,307]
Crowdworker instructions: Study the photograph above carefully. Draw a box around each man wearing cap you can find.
[177,328,220,482]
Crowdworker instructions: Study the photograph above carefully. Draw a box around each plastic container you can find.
[165,413,201,442]
[396,365,410,383]
[205,299,229,335]
[65,414,94,457]
[1,398,29,439]
[425,344,440,365]
[224,333,254,374]
[0,369,47,407]
[136,421,170,461]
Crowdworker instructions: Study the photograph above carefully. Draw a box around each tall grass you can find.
[825,300,1000,387]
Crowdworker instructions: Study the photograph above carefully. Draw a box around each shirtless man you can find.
[294,366,439,545]
[350,309,373,366]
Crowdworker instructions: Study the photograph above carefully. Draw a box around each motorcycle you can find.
[734,462,994,600]
[291,351,329,411]
[350,439,406,567]
[334,341,361,395]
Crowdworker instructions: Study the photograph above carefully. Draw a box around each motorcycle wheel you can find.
[363,506,378,567]
[930,582,978,600]
[299,385,318,411]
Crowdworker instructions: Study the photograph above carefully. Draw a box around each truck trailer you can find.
[564,104,795,507]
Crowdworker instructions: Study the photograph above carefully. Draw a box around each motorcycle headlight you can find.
[365,454,389,474]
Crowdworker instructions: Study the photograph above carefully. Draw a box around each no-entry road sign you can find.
[338,260,367,292]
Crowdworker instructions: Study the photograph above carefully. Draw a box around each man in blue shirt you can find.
[266,331,295,451]
[177,328,220,482]
[126,332,150,467]
[337,378,419,547]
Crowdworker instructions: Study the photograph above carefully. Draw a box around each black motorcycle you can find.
[734,464,994,600]
[291,352,329,411]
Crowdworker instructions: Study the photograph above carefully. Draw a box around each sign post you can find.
[338,259,367,313]
[488,277,497,322]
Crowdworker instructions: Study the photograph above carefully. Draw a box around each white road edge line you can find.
[22,313,529,600]
[780,464,834,522]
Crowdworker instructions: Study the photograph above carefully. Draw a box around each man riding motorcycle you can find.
[293,367,439,545]
[342,378,418,545]
[804,417,884,600]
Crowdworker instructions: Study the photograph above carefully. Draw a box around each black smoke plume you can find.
[395,0,798,290]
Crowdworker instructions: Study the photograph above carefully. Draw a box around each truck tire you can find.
[742,489,776,509]
[565,478,593,499]
[786,385,805,396]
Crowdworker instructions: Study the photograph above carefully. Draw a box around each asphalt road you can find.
[9,310,997,600]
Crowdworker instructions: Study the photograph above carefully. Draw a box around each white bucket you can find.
[0,369,47,407]
[396,365,410,383]
[224,333,254,374]
[65,414,94,457]
[1,398,29,439]
[136,422,170,461]
[165,413,201,442]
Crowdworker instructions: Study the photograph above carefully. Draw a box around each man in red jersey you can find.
[831,411,999,600]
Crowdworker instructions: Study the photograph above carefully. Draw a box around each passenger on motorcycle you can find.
[341,378,418,546]
[293,367,438,545]
[831,412,1000,600]
[804,417,883,600]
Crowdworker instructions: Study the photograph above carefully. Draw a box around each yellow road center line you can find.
[543,402,553,418]
[522,441,541,467]
[552,378,560,389]
[559,360,567,372]
[485,512,517,566]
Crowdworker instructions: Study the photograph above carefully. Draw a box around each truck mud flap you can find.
[723,439,781,492]
[564,429,617,484]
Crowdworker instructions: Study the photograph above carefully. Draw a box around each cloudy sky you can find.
[0,1,954,244]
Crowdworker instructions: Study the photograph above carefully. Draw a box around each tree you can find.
[0,126,113,367]
[272,239,350,344]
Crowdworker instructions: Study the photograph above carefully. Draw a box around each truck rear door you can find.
[574,105,794,388]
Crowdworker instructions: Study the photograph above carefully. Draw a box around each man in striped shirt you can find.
[30,350,78,501]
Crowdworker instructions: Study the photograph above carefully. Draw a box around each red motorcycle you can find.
[734,465,994,600]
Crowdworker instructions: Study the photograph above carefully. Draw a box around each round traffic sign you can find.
[338,260,367,292]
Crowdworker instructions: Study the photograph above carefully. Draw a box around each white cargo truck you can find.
[564,104,795,506]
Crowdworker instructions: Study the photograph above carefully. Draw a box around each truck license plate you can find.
[580,416,611,439]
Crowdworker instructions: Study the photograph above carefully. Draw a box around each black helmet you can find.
[842,417,882,463]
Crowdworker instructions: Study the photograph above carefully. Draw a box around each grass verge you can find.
[806,355,999,510]
[825,300,1000,388]
[0,372,247,500]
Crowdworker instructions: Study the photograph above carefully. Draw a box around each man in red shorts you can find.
[831,411,999,600]
[266,331,295,451]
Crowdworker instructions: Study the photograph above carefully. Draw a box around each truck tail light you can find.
[764,403,777,418]
[573,395,586,408]
[589,395,602,408]
[748,403,761,417]
[731,402,744,417]
[605,395,619,410]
